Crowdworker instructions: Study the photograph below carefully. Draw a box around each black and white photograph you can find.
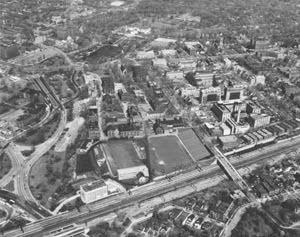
[0,0,300,236]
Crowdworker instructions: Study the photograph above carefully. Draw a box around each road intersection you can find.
[4,135,300,237]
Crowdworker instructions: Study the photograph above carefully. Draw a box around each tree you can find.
[88,222,110,237]
[75,197,83,212]
[14,218,26,233]
[255,83,264,91]
[185,72,197,86]
[46,164,53,174]
[48,176,57,185]
[281,199,297,212]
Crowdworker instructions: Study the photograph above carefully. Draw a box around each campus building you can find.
[224,86,244,103]
[248,114,271,128]
[200,87,221,104]
[80,180,108,204]
[211,103,231,122]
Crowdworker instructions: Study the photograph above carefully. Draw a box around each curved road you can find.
[2,44,74,206]
[0,108,67,211]
[15,108,67,203]
[5,136,300,237]
[0,145,24,189]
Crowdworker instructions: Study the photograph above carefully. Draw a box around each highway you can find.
[2,44,72,207]
[0,108,67,218]
[0,144,24,188]
[15,108,67,204]
[5,136,300,237]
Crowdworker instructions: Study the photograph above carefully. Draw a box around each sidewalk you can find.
[53,194,80,215]
[120,213,153,237]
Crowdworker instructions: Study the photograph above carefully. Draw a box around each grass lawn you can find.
[0,153,12,179]
[0,209,7,219]
[178,128,211,161]
[3,180,14,192]
[107,140,142,170]
[29,150,66,207]
[29,125,87,209]
[149,135,193,177]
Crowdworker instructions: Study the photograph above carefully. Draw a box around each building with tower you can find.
[211,103,231,122]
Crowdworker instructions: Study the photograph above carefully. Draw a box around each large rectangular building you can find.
[105,140,149,181]
[218,135,239,150]
[224,86,243,103]
[101,74,115,95]
[150,38,177,48]
[220,123,231,136]
[246,101,261,114]
[200,87,221,104]
[166,71,185,83]
[211,103,231,122]
[178,58,197,72]
[181,86,199,97]
[80,180,108,204]
[225,119,250,134]
[248,114,271,128]
[194,72,215,88]
[136,50,155,60]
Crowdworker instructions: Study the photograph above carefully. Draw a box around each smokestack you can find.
[236,103,241,124]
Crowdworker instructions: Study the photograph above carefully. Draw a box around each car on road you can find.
[8,199,15,205]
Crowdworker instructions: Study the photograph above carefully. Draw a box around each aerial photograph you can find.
[0,0,300,236]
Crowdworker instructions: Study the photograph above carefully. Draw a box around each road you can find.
[10,104,52,143]
[0,144,24,188]
[15,108,67,204]
[0,199,14,227]
[214,146,250,192]
[2,43,74,204]
[5,136,300,237]
[221,190,300,237]
[0,108,67,215]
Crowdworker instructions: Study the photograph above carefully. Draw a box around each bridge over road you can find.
[214,146,250,192]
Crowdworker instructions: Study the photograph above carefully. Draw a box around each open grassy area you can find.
[3,180,14,192]
[0,153,12,179]
[29,125,87,209]
[0,209,6,219]
[149,135,194,177]
[107,140,142,170]
[29,150,66,207]
[178,128,211,161]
